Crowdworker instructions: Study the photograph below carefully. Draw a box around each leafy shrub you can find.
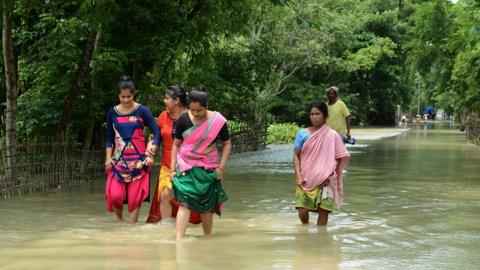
[227,120,248,131]
[267,123,300,144]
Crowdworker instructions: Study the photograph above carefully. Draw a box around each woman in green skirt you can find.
[170,87,231,240]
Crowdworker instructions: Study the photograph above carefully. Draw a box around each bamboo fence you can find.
[0,122,267,199]
[0,139,104,199]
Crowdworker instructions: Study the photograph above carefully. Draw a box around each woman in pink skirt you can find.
[104,75,160,223]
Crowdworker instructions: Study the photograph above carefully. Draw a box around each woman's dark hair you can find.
[188,86,208,107]
[166,85,188,107]
[308,101,329,119]
[117,75,135,94]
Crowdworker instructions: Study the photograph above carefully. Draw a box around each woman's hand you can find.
[105,157,114,168]
[295,176,303,186]
[146,141,157,157]
[170,170,177,180]
[320,179,330,187]
[144,156,154,166]
[215,167,225,182]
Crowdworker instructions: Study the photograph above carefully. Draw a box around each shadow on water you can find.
[1,122,479,269]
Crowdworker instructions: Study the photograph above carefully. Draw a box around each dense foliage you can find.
[2,0,479,146]
[267,123,300,144]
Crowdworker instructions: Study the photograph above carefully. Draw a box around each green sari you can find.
[173,167,228,213]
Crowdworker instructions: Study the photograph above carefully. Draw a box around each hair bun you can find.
[194,85,207,93]
[120,75,131,81]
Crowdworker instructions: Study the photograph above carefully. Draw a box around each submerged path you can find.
[0,122,479,270]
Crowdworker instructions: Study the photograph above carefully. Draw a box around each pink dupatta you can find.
[177,112,227,173]
[300,125,350,208]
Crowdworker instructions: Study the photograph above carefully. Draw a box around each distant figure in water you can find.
[400,115,408,127]
[325,86,353,144]
[104,75,160,223]
[293,101,350,226]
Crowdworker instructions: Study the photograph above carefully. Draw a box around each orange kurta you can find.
[157,111,174,168]
[146,110,200,224]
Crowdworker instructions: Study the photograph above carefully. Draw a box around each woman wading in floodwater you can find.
[293,101,350,225]
[170,87,231,240]
[104,75,160,223]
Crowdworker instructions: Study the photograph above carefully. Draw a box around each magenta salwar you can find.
[104,104,160,213]
[105,167,150,212]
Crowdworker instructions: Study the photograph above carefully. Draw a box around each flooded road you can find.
[1,123,479,269]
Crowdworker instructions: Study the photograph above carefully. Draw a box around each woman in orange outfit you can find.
[146,86,189,223]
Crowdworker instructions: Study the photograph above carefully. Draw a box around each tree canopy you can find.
[2,0,479,144]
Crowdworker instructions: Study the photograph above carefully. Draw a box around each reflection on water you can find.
[1,124,479,269]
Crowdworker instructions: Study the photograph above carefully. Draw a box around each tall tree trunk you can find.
[81,29,102,174]
[2,0,18,186]
[58,30,97,135]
